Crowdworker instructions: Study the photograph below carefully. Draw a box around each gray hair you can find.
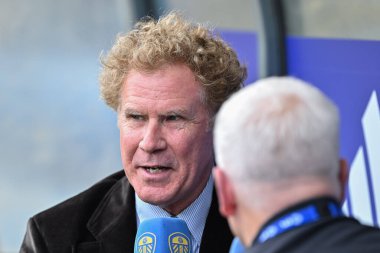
[214,77,340,186]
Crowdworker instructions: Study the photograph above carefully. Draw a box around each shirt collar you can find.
[135,175,214,249]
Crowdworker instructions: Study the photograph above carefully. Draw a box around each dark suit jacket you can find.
[20,171,233,253]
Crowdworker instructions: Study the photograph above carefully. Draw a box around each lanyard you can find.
[257,201,343,244]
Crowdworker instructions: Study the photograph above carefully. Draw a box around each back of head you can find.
[99,11,246,114]
[214,77,340,198]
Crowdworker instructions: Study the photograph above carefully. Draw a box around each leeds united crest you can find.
[137,232,156,253]
[168,232,190,253]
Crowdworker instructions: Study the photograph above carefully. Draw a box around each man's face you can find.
[118,63,214,215]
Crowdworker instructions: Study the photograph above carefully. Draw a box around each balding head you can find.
[214,77,343,207]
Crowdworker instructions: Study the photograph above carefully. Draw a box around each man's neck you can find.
[135,175,214,252]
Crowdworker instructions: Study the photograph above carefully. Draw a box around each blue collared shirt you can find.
[136,175,214,253]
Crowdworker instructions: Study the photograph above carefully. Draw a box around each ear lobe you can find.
[213,167,237,217]
[338,159,349,203]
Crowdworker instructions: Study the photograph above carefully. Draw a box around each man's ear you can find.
[338,159,349,203]
[213,167,237,217]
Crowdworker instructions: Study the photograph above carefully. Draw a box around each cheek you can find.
[190,129,213,152]
[173,130,213,164]
[119,129,140,163]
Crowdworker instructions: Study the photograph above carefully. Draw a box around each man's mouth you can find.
[142,166,170,174]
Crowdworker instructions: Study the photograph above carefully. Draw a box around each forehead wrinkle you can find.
[119,66,207,117]
[123,82,199,102]
[121,96,199,116]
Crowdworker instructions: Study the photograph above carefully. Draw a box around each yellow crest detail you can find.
[168,232,190,253]
[137,232,156,253]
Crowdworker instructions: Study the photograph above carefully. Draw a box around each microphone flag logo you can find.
[168,232,190,253]
[137,232,156,253]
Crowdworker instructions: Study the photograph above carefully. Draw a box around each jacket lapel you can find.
[86,177,137,253]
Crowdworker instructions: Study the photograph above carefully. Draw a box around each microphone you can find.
[134,217,192,253]
[229,237,245,253]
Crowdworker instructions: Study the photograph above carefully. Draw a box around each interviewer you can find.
[213,77,380,253]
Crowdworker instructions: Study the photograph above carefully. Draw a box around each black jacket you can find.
[20,171,233,253]
[245,198,380,253]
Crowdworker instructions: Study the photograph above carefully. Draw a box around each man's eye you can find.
[165,115,183,121]
[126,113,145,121]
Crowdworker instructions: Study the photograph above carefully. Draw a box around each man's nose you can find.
[138,121,167,153]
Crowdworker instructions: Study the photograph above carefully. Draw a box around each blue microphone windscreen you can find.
[229,237,245,253]
[134,217,192,253]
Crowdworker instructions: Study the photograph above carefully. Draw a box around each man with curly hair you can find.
[20,12,246,253]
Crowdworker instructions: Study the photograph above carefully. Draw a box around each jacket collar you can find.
[84,175,233,253]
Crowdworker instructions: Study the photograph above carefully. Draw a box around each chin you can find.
[137,190,171,205]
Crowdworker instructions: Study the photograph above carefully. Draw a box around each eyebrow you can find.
[123,108,144,115]
[164,109,189,115]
